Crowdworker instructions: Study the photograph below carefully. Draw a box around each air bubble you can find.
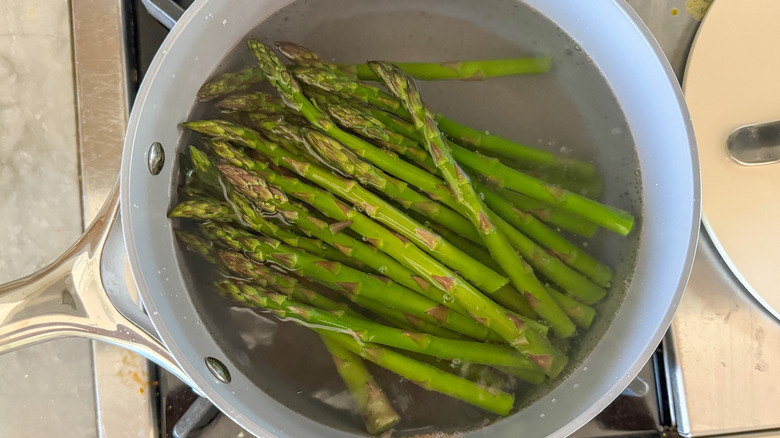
[573,383,580,389]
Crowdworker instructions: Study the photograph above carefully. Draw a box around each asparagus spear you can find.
[318,330,515,416]
[305,89,437,171]
[341,57,552,81]
[491,186,599,238]
[247,42,462,208]
[242,43,614,301]
[169,197,353,268]
[474,180,613,286]
[197,66,264,102]
[215,247,468,340]
[290,64,597,182]
[433,115,597,180]
[217,160,547,335]
[215,161,437,296]
[546,286,596,329]
[276,40,550,81]
[185,119,509,295]
[204,141,566,363]
[216,91,288,113]
[320,336,401,434]
[226,282,544,372]
[450,143,634,236]
[202,222,505,342]
[322,102,601,237]
[300,127,481,243]
[370,61,575,339]
[304,94,610,297]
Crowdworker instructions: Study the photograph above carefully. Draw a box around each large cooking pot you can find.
[0,0,700,436]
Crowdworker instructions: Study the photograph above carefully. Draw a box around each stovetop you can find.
[4,0,778,437]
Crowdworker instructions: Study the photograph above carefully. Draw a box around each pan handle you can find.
[140,0,184,30]
[0,182,194,387]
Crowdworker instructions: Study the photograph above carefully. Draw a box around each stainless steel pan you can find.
[0,0,700,436]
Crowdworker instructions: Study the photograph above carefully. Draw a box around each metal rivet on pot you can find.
[147,142,165,175]
[205,357,231,383]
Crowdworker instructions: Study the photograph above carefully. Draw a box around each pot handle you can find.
[0,182,194,388]
[140,0,184,30]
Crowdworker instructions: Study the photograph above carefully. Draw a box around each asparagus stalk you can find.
[242,44,613,302]
[185,119,509,295]
[474,180,613,286]
[227,282,543,372]
[370,61,575,339]
[305,89,437,171]
[291,64,597,182]
[300,127,481,244]
[320,336,401,434]
[247,41,461,207]
[173,229,221,266]
[293,65,633,235]
[433,115,597,180]
[205,141,565,363]
[197,66,264,102]
[198,253,401,433]
[308,95,610,298]
[215,161,438,297]
[215,247,468,340]
[169,197,356,269]
[491,186,599,238]
[202,222,504,342]
[319,331,516,416]
[309,94,605,239]
[341,57,552,81]
[546,286,596,329]
[216,91,288,114]
[450,144,634,236]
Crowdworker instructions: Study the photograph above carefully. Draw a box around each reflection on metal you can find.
[70,1,160,437]
[172,397,221,438]
[727,121,780,166]
[148,142,166,174]
[0,185,189,386]
[205,357,232,383]
[140,0,184,30]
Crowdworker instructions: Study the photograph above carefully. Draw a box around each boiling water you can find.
[175,0,642,435]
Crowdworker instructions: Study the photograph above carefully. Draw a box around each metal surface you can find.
[0,185,190,385]
[666,229,780,437]
[727,121,780,166]
[141,0,185,30]
[121,0,698,436]
[659,1,780,435]
[172,397,221,438]
[71,1,158,436]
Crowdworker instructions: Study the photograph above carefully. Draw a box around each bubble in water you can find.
[573,383,580,389]
[484,130,490,135]
[451,358,462,365]
[574,44,582,51]
[478,192,485,201]
[540,413,546,418]
[378,266,388,274]
[583,366,589,371]
[551,398,556,403]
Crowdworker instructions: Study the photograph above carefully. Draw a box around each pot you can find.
[0,0,700,436]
